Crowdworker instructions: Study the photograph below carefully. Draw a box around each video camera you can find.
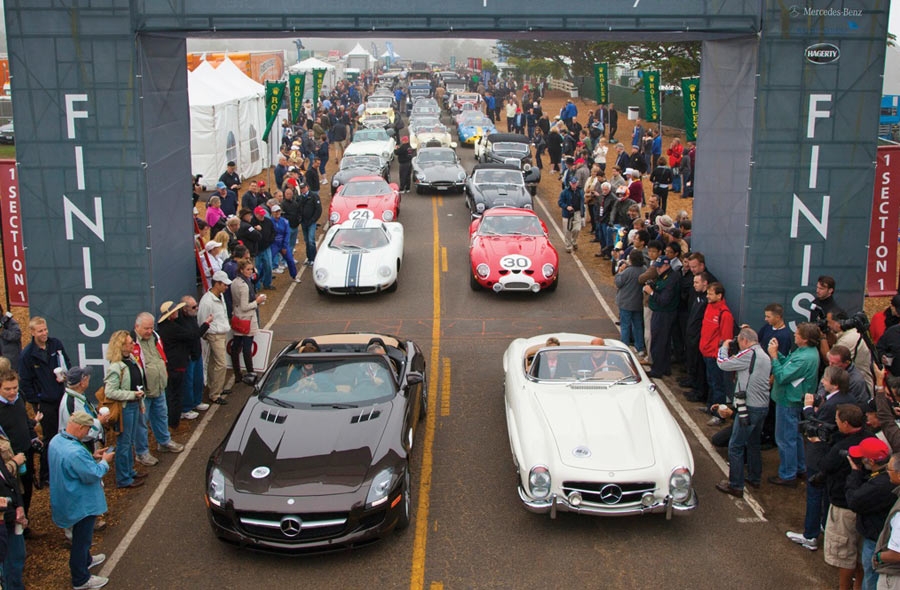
[798,416,838,445]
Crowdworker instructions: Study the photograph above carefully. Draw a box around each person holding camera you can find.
[785,366,855,552]
[713,328,772,497]
[825,313,874,394]
[769,322,821,487]
[811,405,873,588]
[845,435,895,590]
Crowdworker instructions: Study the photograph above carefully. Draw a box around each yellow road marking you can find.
[410,198,441,590]
[430,583,444,590]
[440,358,451,416]
[441,247,448,273]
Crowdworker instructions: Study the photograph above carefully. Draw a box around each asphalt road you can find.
[92,116,834,590]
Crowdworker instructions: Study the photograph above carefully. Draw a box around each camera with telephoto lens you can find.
[838,311,870,333]
[733,389,750,427]
[838,448,865,468]
[798,416,837,444]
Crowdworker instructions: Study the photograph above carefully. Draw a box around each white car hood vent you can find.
[259,409,287,425]
[534,389,656,471]
[350,408,382,424]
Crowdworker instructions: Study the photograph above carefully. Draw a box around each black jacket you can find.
[219,171,241,191]
[280,197,302,229]
[0,397,37,453]
[819,429,870,507]
[158,314,210,370]
[877,324,900,377]
[298,191,323,226]
[18,338,70,404]
[257,216,276,250]
[236,220,261,256]
[846,467,896,540]
[803,391,856,472]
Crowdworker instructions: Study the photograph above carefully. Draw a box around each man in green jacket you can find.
[767,322,821,487]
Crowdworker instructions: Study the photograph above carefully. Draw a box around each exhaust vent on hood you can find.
[350,409,381,424]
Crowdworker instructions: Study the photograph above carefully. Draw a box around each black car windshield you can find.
[493,142,529,155]
[479,214,543,236]
[329,227,389,249]
[418,150,456,164]
[473,170,524,186]
[341,155,382,170]
[354,129,390,142]
[528,349,639,382]
[341,179,391,196]
[260,357,396,407]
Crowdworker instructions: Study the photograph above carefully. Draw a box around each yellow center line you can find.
[441,247,448,273]
[440,358,451,416]
[410,198,441,590]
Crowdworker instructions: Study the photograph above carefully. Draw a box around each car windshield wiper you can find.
[310,403,359,409]
[340,244,364,250]
[263,397,293,408]
[608,375,639,386]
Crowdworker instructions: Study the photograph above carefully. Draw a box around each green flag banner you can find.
[312,68,327,108]
[289,73,305,124]
[593,63,608,105]
[642,70,660,123]
[681,77,700,142]
[262,80,286,143]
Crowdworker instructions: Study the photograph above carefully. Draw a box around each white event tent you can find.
[188,58,271,184]
[288,57,338,97]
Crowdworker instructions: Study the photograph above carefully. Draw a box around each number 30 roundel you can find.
[499,255,531,270]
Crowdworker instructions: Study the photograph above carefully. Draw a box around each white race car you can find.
[344,128,397,163]
[313,219,404,295]
[502,333,697,519]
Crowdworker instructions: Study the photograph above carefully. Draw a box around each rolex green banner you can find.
[681,77,699,142]
[593,63,608,105]
[642,70,660,123]
[312,68,327,108]
[262,80,286,143]
[289,73,305,125]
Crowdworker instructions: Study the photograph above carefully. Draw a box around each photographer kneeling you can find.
[815,404,873,589]
[786,366,856,551]
[713,328,772,497]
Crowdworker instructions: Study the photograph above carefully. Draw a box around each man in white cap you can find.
[48,411,114,590]
[198,271,232,405]
[269,205,300,283]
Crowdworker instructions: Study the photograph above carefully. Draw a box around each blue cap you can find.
[652,256,671,268]
[216,181,227,189]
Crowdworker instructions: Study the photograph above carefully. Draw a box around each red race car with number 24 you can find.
[329,176,401,226]
[468,207,559,293]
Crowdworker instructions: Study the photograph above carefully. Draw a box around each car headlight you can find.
[475,202,485,213]
[542,263,555,278]
[378,265,392,278]
[528,465,551,498]
[417,173,427,182]
[329,212,340,223]
[314,268,328,281]
[332,179,340,187]
[476,263,490,278]
[457,171,466,181]
[382,210,395,221]
[208,466,225,507]
[669,467,692,503]
[366,467,394,507]
[382,151,391,160]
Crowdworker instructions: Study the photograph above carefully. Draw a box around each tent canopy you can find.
[289,57,335,73]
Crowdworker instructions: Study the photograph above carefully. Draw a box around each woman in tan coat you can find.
[230,259,266,384]
[103,330,148,489]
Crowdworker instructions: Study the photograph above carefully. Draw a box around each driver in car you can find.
[296,343,335,391]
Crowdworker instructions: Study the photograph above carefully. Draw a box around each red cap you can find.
[253,206,267,217]
[848,437,891,463]
[258,180,266,188]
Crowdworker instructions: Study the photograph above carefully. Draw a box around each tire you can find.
[469,269,481,291]
[395,468,411,531]
[545,276,559,292]
[386,260,400,293]
[418,372,428,422]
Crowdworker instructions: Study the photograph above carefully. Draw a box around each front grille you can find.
[330,286,379,295]
[237,510,349,542]
[503,282,531,290]
[562,481,656,506]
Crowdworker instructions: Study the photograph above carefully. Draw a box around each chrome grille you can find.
[237,511,348,542]
[562,481,656,506]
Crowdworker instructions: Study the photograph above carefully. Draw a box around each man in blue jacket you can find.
[558,177,584,253]
[18,317,69,489]
[48,411,114,590]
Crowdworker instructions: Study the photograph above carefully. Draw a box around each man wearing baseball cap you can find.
[198,271,232,405]
[841,434,895,589]
[558,176,584,253]
[219,160,240,193]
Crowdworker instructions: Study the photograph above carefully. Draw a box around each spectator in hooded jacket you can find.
[270,205,301,283]
[700,282,734,420]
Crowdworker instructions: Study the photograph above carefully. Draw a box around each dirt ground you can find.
[0,88,894,589]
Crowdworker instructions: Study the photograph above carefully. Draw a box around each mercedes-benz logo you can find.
[788,5,803,18]
[599,484,623,505]
[279,515,302,537]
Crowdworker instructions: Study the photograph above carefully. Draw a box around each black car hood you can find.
[474,184,531,208]
[224,399,393,496]
[491,149,529,162]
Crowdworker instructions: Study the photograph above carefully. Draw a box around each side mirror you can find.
[407,372,424,386]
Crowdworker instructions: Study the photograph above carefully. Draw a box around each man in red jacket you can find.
[700,282,734,423]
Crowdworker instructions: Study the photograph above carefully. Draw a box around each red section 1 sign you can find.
[0,160,28,306]
[867,146,900,297]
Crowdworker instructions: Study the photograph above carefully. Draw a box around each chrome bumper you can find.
[518,486,698,519]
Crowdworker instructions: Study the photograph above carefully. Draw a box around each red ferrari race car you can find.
[329,175,401,225]
[468,207,559,293]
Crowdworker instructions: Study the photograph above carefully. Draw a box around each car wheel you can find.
[418,373,428,421]
[395,467,411,531]
[415,184,424,195]
[469,269,480,291]
[386,261,400,293]
[316,286,326,296]
[545,276,559,292]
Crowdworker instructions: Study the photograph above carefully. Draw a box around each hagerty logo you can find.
[789,5,863,18]
[805,43,840,64]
